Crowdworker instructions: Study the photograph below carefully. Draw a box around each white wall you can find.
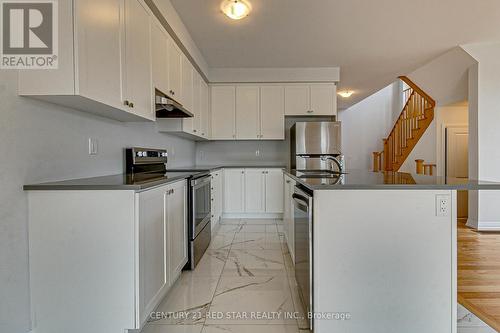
[408,47,476,106]
[338,82,400,170]
[462,42,500,230]
[0,71,195,333]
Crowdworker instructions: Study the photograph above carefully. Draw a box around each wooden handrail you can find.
[374,77,436,172]
[398,76,436,107]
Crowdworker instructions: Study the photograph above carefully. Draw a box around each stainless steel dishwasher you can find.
[292,185,313,331]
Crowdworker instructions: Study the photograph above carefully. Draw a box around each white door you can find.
[285,85,309,115]
[265,169,284,213]
[260,86,285,140]
[236,86,260,140]
[244,169,266,213]
[211,86,236,140]
[123,0,153,119]
[167,181,187,284]
[193,72,202,135]
[76,0,123,111]
[167,39,182,100]
[201,80,210,138]
[310,83,337,116]
[138,186,167,319]
[181,56,194,111]
[224,169,245,213]
[151,22,169,95]
[446,126,469,218]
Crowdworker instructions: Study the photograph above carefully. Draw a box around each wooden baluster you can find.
[415,159,424,174]
[373,152,380,172]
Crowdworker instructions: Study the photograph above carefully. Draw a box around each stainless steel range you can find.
[125,148,211,270]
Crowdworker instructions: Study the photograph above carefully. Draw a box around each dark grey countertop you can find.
[23,165,286,191]
[166,165,286,172]
[285,169,500,190]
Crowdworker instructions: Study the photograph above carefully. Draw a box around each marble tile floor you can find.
[142,218,310,333]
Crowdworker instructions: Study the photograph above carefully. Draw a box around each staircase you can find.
[373,76,436,172]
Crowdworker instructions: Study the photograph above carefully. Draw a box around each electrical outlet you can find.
[88,138,98,155]
[436,195,450,217]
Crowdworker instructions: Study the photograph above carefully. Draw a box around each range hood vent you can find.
[155,93,193,118]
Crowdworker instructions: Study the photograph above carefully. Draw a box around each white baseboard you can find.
[466,218,500,231]
[222,213,283,219]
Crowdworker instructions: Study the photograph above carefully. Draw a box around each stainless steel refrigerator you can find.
[290,121,342,170]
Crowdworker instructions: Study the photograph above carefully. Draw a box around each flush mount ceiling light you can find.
[338,90,354,98]
[221,0,252,20]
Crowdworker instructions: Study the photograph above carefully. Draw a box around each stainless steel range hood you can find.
[155,95,193,118]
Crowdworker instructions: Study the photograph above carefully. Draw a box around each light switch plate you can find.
[88,138,98,155]
[436,194,450,217]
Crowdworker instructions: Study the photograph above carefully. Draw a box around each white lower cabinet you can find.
[138,179,187,324]
[283,174,296,263]
[244,169,266,212]
[223,168,284,216]
[211,170,223,228]
[223,168,245,213]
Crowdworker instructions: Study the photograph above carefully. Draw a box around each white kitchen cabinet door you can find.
[167,38,182,101]
[265,169,284,213]
[76,0,123,111]
[201,80,210,138]
[138,186,167,321]
[181,56,194,133]
[284,85,310,115]
[260,86,285,140]
[283,174,296,263]
[224,169,245,213]
[211,171,223,227]
[151,22,169,95]
[244,169,266,213]
[123,0,153,119]
[167,181,187,284]
[236,86,260,140]
[211,86,236,140]
[310,83,337,116]
[193,72,202,135]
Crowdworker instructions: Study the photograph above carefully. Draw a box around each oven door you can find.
[191,175,212,238]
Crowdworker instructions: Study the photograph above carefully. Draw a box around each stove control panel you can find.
[125,148,168,173]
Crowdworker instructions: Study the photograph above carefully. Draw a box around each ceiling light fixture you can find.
[221,0,252,20]
[338,90,354,98]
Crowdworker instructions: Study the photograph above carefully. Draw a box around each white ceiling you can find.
[168,0,500,109]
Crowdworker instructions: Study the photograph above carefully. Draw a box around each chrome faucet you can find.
[320,155,343,172]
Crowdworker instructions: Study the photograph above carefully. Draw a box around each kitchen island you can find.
[284,169,500,333]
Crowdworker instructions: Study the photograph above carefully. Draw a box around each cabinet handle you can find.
[124,100,130,106]
[286,180,290,184]
[307,110,313,113]
[129,102,134,108]
[193,129,197,133]
[241,171,244,174]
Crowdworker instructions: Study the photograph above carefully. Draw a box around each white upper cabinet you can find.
[244,169,266,213]
[76,0,123,111]
[236,86,260,140]
[211,86,236,140]
[151,22,169,95]
[284,85,310,115]
[260,86,285,140]
[181,56,194,133]
[285,83,337,116]
[19,0,155,121]
[167,38,182,101]
[123,0,154,119]
[200,80,210,138]
[193,71,202,135]
[310,83,337,116]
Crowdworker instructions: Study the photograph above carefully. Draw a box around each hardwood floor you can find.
[458,221,500,332]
